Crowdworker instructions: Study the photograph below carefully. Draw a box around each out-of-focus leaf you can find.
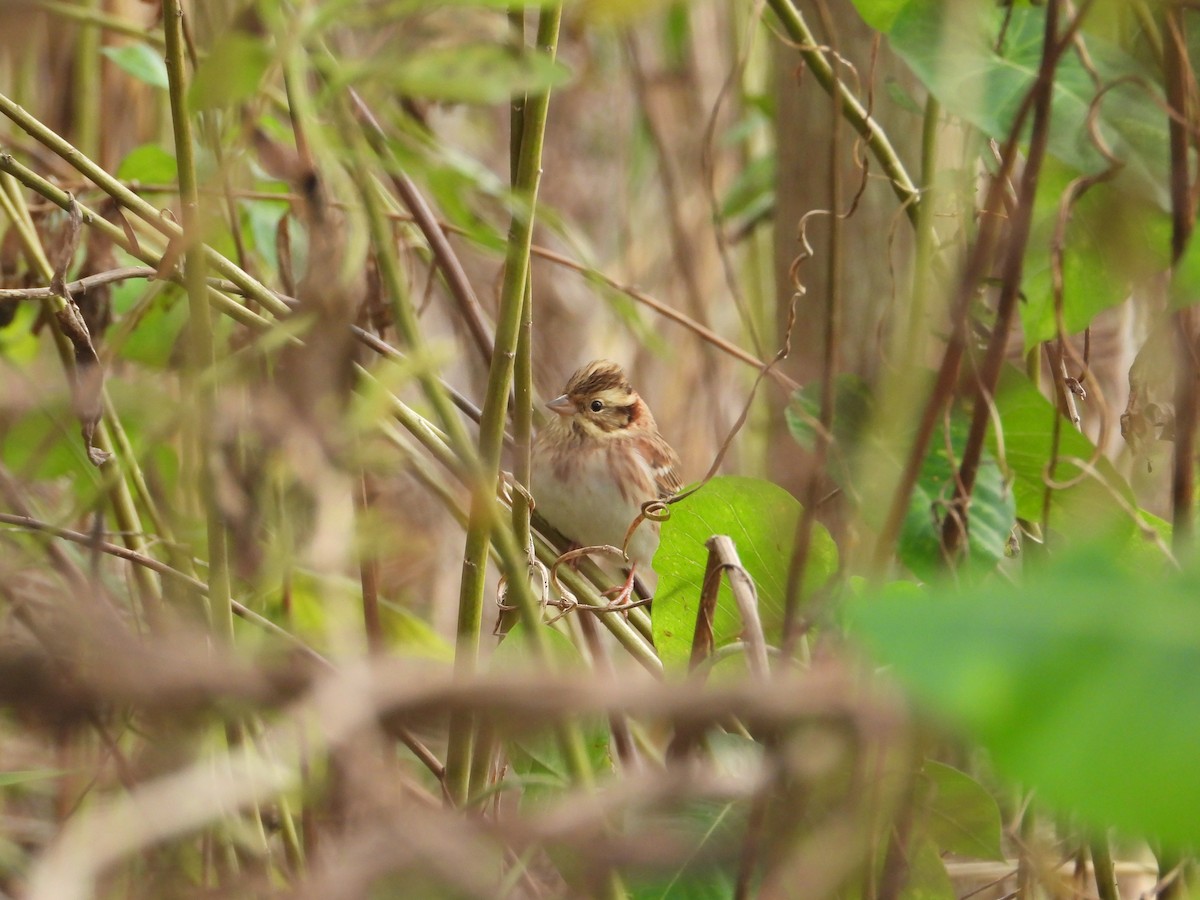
[575,0,675,27]
[848,548,1200,848]
[720,155,774,224]
[1020,160,1169,348]
[899,836,955,900]
[493,623,610,787]
[898,412,1014,582]
[101,43,169,89]
[1,400,94,482]
[117,144,178,185]
[380,601,454,661]
[990,365,1136,538]
[240,196,289,274]
[653,476,838,668]
[889,4,1168,204]
[848,0,916,33]
[110,282,187,369]
[627,733,753,899]
[916,761,1005,861]
[786,375,874,474]
[189,32,272,111]
[315,0,558,25]
[366,45,571,105]
[0,303,40,362]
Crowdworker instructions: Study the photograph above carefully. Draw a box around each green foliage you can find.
[101,43,169,89]
[493,623,612,791]
[916,761,1004,861]
[356,45,573,104]
[887,2,1167,201]
[899,838,955,900]
[847,0,913,34]
[117,144,179,184]
[719,154,774,226]
[653,476,838,667]
[848,548,1200,848]
[898,413,1014,582]
[990,365,1136,536]
[1020,160,1169,349]
[789,378,1014,581]
[189,32,274,110]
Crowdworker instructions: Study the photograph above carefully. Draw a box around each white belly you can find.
[533,450,659,571]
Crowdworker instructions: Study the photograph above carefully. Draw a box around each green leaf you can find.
[990,365,1136,536]
[117,144,178,185]
[786,375,874,485]
[111,282,187,369]
[189,32,273,111]
[889,3,1168,203]
[628,734,751,899]
[1,399,95,482]
[1020,160,1169,348]
[916,761,1005,861]
[653,476,838,668]
[380,602,454,662]
[848,548,1200,848]
[720,154,775,225]
[101,43,169,89]
[898,411,1015,582]
[899,836,955,900]
[492,623,611,785]
[849,0,916,33]
[0,302,41,363]
[366,45,572,105]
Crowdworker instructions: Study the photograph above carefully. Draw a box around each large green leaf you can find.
[915,761,1004,861]
[897,413,1015,582]
[990,365,1137,539]
[888,2,1167,203]
[848,0,915,33]
[653,476,838,668]
[789,377,1013,580]
[848,548,1200,848]
[1020,160,1169,349]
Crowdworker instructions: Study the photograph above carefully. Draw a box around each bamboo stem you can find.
[447,2,565,807]
[163,0,231,636]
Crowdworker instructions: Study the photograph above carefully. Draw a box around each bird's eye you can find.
[590,399,604,412]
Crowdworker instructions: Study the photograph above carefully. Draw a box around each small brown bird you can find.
[532,360,682,599]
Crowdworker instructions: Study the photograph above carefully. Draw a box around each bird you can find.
[532,359,683,604]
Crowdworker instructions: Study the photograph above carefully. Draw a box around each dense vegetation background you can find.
[0,0,1196,897]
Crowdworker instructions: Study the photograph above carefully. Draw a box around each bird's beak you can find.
[546,394,575,417]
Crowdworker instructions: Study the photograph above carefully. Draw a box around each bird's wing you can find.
[644,432,684,499]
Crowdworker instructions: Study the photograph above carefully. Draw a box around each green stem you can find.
[506,6,534,637]
[766,0,919,222]
[0,92,288,318]
[1091,838,1119,900]
[72,0,101,161]
[163,0,231,638]
[447,2,564,807]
